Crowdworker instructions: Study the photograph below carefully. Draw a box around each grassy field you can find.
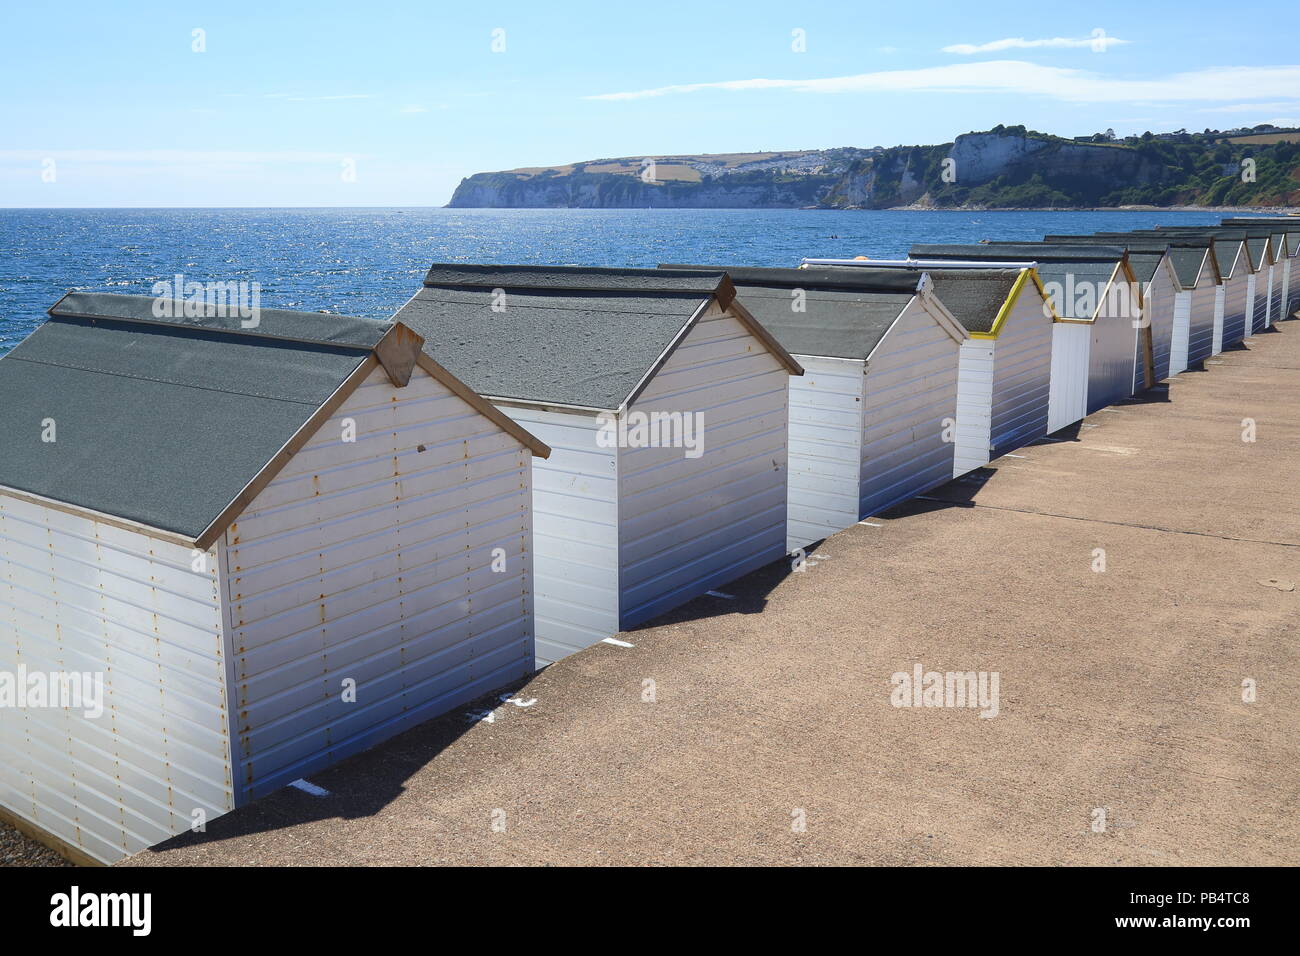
[505,150,820,179]
[1227,132,1300,145]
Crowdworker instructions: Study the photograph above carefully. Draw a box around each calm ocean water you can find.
[0,206,1235,356]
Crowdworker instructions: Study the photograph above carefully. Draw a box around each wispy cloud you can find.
[942,35,1129,55]
[586,61,1300,106]
[399,105,429,113]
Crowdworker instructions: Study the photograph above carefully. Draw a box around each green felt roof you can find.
[0,293,385,539]
[396,264,729,409]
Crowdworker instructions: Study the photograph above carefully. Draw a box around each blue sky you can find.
[2,0,1297,206]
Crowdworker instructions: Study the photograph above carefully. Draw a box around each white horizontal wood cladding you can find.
[1256,265,1274,333]
[620,307,789,627]
[953,340,994,476]
[504,305,789,663]
[499,406,618,667]
[1187,262,1218,364]
[1212,284,1227,355]
[1169,290,1192,376]
[1136,264,1177,388]
[1224,274,1250,346]
[1087,272,1139,413]
[860,301,960,517]
[1280,259,1293,322]
[0,496,231,864]
[225,365,534,801]
[987,288,1052,457]
[1047,323,1090,432]
[786,355,865,551]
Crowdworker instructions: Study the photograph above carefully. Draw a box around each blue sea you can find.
[0,206,1237,356]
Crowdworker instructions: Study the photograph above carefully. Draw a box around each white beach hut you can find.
[1221,219,1300,322]
[1093,233,1222,370]
[0,292,550,864]
[393,265,803,666]
[662,265,966,550]
[801,259,1057,475]
[912,244,1143,415]
[1044,236,1177,385]
[1156,229,1257,349]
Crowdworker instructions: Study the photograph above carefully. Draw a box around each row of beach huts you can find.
[0,216,1295,863]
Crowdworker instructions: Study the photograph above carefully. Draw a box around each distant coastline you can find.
[450,126,1300,212]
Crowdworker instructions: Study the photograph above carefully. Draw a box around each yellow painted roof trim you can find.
[968,267,1060,339]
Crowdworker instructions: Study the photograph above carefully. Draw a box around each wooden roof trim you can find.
[193,354,381,550]
[914,278,970,345]
[725,296,806,376]
[414,353,551,459]
[0,483,198,551]
[620,297,712,412]
[620,292,805,412]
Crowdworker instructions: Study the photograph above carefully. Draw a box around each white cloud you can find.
[586,61,1300,107]
[942,35,1129,55]
[399,105,429,113]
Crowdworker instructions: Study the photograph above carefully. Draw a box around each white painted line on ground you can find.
[706,590,735,599]
[858,520,883,527]
[1082,423,1099,428]
[290,779,330,797]
[1004,454,1028,459]
[602,637,635,648]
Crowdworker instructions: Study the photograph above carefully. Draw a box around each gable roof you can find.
[0,292,547,549]
[800,258,1059,330]
[924,269,1035,334]
[908,243,1128,320]
[1219,219,1300,256]
[658,263,964,359]
[1040,234,1201,287]
[1078,234,1214,288]
[910,242,1127,263]
[1151,227,1267,273]
[394,264,801,411]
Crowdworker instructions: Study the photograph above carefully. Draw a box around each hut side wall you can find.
[0,498,231,864]
[1169,290,1191,376]
[224,365,535,801]
[1257,265,1274,332]
[499,406,618,667]
[1047,322,1090,432]
[1280,258,1293,321]
[988,287,1053,457]
[619,305,789,628]
[785,355,866,552]
[1213,284,1227,354]
[1135,264,1176,388]
[953,339,993,477]
[1224,273,1249,346]
[1187,262,1218,364]
[1086,274,1139,413]
[860,300,960,517]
